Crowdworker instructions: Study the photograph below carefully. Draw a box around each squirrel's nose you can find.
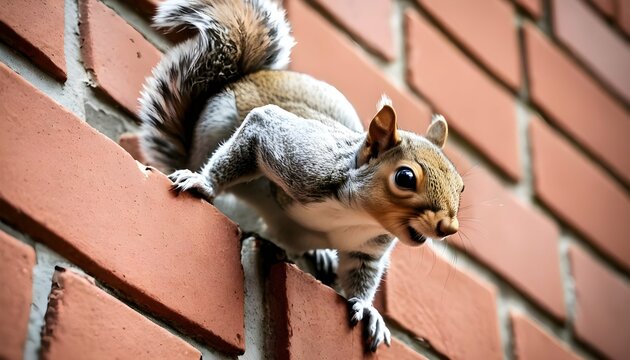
[436,217,459,237]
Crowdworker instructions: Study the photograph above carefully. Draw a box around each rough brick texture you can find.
[40,269,201,360]
[313,0,395,61]
[570,245,630,360]
[511,312,582,360]
[416,0,520,89]
[79,0,161,114]
[553,0,630,103]
[0,0,66,81]
[287,0,432,134]
[0,230,35,360]
[1,0,628,359]
[380,245,503,360]
[451,156,565,319]
[524,23,630,185]
[0,63,245,354]
[268,263,428,360]
[530,119,630,271]
[406,10,521,180]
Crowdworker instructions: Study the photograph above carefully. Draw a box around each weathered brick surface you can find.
[406,10,521,180]
[553,0,630,103]
[0,230,35,360]
[524,23,630,185]
[119,132,149,164]
[0,63,245,354]
[40,269,201,360]
[268,263,427,359]
[511,312,583,360]
[313,0,395,61]
[380,245,503,360]
[620,0,630,35]
[530,119,630,271]
[79,0,161,115]
[589,0,615,18]
[450,156,565,319]
[516,0,542,18]
[286,0,432,134]
[416,0,519,89]
[0,0,66,81]
[570,245,630,360]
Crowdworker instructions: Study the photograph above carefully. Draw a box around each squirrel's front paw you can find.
[348,298,392,352]
[168,169,216,202]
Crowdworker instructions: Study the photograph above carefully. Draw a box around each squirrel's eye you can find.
[394,167,416,190]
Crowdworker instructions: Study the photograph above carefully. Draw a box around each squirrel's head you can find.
[357,98,464,246]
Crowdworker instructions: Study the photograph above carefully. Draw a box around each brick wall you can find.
[0,0,628,359]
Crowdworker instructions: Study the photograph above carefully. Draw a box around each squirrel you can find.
[138,0,464,352]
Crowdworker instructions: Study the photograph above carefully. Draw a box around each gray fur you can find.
[141,0,402,351]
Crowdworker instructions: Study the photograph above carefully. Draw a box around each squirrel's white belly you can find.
[285,199,387,251]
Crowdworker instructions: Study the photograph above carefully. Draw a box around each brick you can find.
[516,0,543,17]
[313,0,395,61]
[380,245,502,360]
[268,263,428,359]
[286,0,432,135]
[119,132,149,164]
[570,245,630,360]
[511,312,582,360]
[589,0,616,18]
[620,0,630,35]
[449,156,564,319]
[0,0,66,81]
[405,10,521,180]
[416,0,520,89]
[0,63,245,354]
[524,23,630,185]
[79,0,161,115]
[40,269,200,360]
[0,230,35,360]
[553,0,630,103]
[530,119,630,271]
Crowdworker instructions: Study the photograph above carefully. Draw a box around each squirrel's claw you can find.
[347,298,391,351]
[168,169,216,203]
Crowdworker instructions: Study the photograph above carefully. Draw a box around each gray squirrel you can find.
[138,0,463,352]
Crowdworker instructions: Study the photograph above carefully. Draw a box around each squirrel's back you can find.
[139,0,295,171]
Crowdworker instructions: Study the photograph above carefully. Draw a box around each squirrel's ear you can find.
[425,114,448,148]
[366,104,400,154]
[357,103,401,167]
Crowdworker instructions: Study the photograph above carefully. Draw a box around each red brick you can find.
[0,0,66,81]
[380,245,502,360]
[553,0,630,103]
[0,63,245,354]
[570,245,630,360]
[524,23,630,185]
[405,10,521,180]
[286,0,432,135]
[449,157,565,319]
[516,0,543,17]
[0,230,35,360]
[79,0,161,115]
[268,263,428,359]
[589,0,616,18]
[620,0,630,35]
[530,119,630,271]
[416,0,519,89]
[511,312,582,360]
[312,0,395,61]
[40,269,200,360]
[119,132,149,164]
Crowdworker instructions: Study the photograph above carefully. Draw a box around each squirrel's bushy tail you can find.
[139,0,294,171]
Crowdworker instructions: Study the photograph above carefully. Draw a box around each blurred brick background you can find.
[0,0,628,359]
